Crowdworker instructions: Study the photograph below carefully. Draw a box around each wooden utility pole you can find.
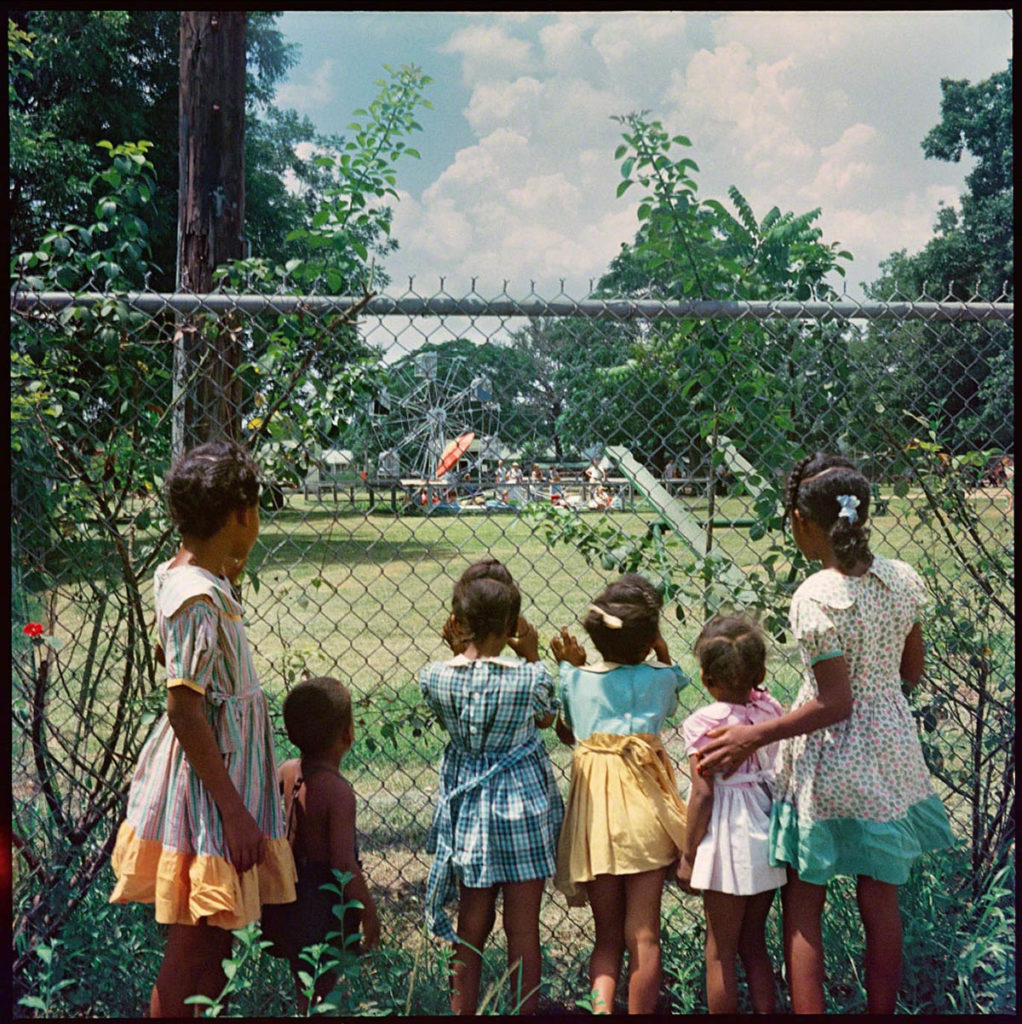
[172,11,247,454]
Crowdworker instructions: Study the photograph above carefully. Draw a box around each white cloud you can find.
[357,11,1008,297]
[439,24,536,82]
[273,59,335,112]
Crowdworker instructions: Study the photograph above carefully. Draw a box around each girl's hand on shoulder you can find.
[222,806,266,874]
[551,628,586,666]
[696,723,758,779]
[508,616,539,662]
[441,613,468,655]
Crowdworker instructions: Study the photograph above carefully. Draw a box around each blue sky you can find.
[273,10,1012,300]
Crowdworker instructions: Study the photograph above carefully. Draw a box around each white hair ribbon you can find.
[836,493,860,523]
[588,604,623,629]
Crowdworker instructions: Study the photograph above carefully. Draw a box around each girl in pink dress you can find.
[678,615,785,1014]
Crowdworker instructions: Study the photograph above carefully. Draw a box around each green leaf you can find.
[616,179,634,198]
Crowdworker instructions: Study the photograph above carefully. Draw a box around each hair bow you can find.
[588,604,623,629]
[836,493,860,523]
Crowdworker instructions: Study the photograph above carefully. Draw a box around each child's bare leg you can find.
[702,889,746,1013]
[622,865,669,1014]
[738,888,777,1013]
[451,884,498,1015]
[150,921,232,1017]
[585,874,626,1013]
[781,868,827,1014]
[502,878,546,1014]
[856,875,902,1014]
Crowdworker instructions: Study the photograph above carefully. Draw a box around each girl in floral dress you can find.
[420,558,563,1015]
[109,440,296,1016]
[697,453,953,1013]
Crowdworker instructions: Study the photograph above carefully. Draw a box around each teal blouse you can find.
[558,660,690,741]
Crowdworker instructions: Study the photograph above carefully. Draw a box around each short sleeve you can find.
[790,592,843,665]
[899,560,929,623]
[419,665,441,717]
[531,664,558,717]
[682,709,717,756]
[163,598,218,694]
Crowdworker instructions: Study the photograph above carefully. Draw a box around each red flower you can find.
[23,623,45,638]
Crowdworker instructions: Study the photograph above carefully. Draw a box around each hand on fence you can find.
[550,628,586,667]
[508,616,539,662]
[441,614,468,655]
[651,633,671,665]
[222,806,266,874]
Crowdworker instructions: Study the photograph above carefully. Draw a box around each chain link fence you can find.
[11,281,1014,1011]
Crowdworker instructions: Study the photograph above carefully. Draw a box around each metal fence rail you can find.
[11,283,1014,1011]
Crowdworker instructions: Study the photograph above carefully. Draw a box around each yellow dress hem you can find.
[109,820,297,929]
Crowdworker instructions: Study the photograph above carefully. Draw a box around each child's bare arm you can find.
[328,780,380,949]
[167,686,265,873]
[677,754,713,892]
[651,633,672,664]
[899,622,925,688]
[554,712,575,747]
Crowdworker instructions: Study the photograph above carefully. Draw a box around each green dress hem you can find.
[769,792,955,885]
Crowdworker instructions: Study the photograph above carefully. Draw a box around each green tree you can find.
[865,61,1012,451]
[7,12,350,289]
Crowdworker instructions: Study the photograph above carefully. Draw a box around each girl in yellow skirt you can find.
[551,574,690,1014]
[108,441,296,1016]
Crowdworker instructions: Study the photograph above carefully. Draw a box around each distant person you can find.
[108,440,296,1017]
[549,466,564,502]
[420,559,563,1014]
[585,457,605,483]
[663,457,678,481]
[264,677,380,1012]
[696,453,954,1014]
[551,575,689,1014]
[677,616,785,1014]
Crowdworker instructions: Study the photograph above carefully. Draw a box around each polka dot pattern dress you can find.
[769,555,954,884]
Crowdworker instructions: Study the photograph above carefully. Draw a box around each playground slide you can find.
[604,445,749,593]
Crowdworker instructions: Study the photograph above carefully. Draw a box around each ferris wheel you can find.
[371,350,501,480]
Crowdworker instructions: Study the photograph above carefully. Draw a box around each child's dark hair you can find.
[694,616,767,695]
[584,573,662,664]
[452,558,521,641]
[784,452,872,572]
[283,676,353,757]
[165,439,261,539]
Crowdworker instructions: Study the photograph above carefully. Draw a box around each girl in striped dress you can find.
[109,440,296,1017]
[420,558,563,1015]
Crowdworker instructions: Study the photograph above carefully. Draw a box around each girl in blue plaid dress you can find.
[420,559,564,1015]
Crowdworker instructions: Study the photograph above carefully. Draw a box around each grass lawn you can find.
[15,485,1013,960]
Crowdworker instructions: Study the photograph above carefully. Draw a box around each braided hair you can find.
[693,615,766,697]
[165,439,261,539]
[583,573,663,664]
[784,452,872,572]
[452,558,521,642]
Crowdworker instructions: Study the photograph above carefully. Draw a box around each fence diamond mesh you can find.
[11,281,1014,1011]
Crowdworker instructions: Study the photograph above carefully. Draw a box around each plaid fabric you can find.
[420,657,564,942]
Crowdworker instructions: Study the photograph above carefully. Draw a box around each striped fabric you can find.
[121,562,287,857]
[420,656,564,942]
